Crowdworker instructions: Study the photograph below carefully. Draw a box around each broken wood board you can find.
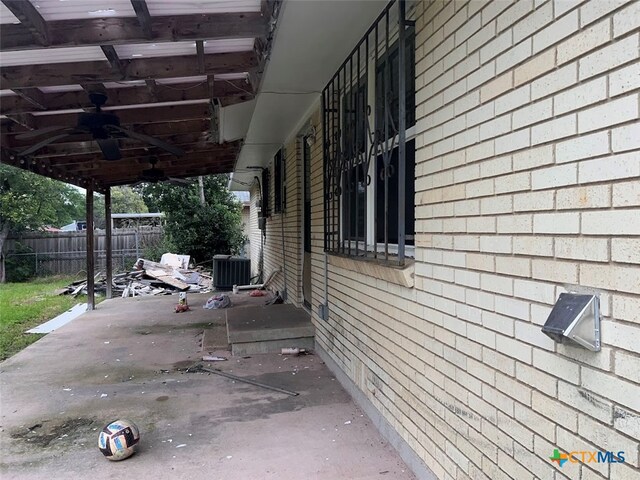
[147,273,189,290]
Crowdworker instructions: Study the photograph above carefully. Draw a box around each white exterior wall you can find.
[249,183,262,277]
[248,139,303,305]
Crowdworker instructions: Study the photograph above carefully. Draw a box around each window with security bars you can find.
[323,0,415,265]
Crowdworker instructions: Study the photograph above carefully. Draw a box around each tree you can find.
[105,186,149,214]
[93,186,148,228]
[142,175,244,263]
[0,164,85,282]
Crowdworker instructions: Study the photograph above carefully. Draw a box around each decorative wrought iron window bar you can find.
[322,0,415,266]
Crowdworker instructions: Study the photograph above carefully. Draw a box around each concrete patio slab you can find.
[0,294,416,480]
[227,304,315,355]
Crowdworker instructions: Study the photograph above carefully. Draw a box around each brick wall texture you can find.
[249,139,303,305]
[252,1,640,479]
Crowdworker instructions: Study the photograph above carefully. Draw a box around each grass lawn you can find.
[0,276,101,361]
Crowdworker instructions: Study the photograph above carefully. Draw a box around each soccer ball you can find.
[98,419,140,461]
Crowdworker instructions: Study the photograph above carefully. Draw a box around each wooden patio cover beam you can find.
[26,133,214,159]
[1,145,240,190]
[0,12,267,51]
[12,103,213,130]
[1,119,211,144]
[71,157,239,178]
[100,45,125,75]
[45,144,235,166]
[0,79,252,115]
[10,88,47,110]
[1,0,49,46]
[130,0,153,40]
[0,51,258,89]
[98,160,238,186]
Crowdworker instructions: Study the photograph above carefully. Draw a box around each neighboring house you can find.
[110,212,164,230]
[60,220,87,232]
[230,1,640,479]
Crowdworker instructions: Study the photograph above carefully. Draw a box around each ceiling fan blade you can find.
[110,125,185,157]
[15,126,68,140]
[128,131,185,157]
[19,133,72,156]
[97,138,121,160]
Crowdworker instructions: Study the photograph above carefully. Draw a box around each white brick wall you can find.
[273,2,640,480]
[249,139,302,305]
[405,0,639,478]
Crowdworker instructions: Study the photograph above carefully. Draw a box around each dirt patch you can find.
[155,396,169,402]
[11,418,96,448]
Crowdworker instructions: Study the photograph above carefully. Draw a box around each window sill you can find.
[328,253,414,288]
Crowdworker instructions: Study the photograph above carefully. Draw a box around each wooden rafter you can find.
[0,79,253,116]
[9,103,212,131]
[1,0,49,46]
[0,51,258,88]
[0,13,267,51]
[0,1,278,189]
[2,119,211,146]
[145,79,159,101]
[94,158,239,183]
[6,113,36,130]
[100,45,125,76]
[60,159,238,177]
[130,0,153,39]
[1,149,96,191]
[1,144,240,190]
[45,142,232,165]
[11,88,46,110]
[45,148,239,182]
[81,83,107,94]
[18,133,211,159]
[196,40,206,75]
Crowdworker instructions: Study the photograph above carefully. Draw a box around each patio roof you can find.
[0,0,279,192]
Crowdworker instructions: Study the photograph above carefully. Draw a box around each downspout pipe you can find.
[280,205,288,302]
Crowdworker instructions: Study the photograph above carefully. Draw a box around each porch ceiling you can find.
[0,0,278,192]
[230,0,388,190]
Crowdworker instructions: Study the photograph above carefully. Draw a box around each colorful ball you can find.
[98,419,140,461]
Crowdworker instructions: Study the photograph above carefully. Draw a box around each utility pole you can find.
[198,176,206,206]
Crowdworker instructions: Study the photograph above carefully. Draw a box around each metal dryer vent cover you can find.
[541,293,600,351]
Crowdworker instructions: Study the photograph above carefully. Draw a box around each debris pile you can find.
[58,256,213,298]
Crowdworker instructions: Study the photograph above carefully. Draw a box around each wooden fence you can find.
[6,228,164,276]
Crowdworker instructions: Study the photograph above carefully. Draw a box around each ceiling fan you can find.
[133,156,193,187]
[16,91,185,161]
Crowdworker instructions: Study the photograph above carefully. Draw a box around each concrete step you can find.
[226,304,314,355]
